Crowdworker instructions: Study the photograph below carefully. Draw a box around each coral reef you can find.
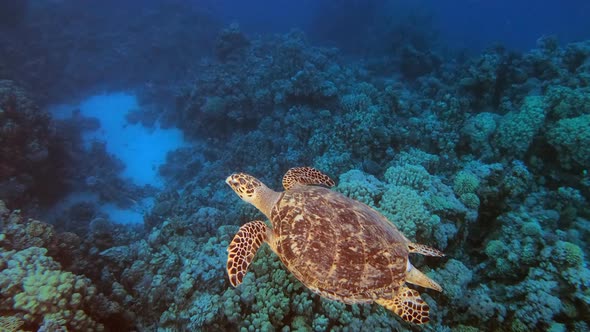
[1,9,589,331]
[1,247,103,331]
[0,201,132,331]
[143,30,589,331]
[547,114,590,170]
[0,80,60,206]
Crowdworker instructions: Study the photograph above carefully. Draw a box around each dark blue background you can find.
[206,0,590,52]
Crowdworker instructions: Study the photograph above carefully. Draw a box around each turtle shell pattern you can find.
[270,184,409,303]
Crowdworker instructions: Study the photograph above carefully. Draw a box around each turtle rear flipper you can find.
[406,263,442,292]
[376,286,430,324]
[282,166,335,190]
[408,242,445,257]
[227,220,271,287]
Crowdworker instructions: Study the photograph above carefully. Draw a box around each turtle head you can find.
[226,173,279,218]
[226,173,264,203]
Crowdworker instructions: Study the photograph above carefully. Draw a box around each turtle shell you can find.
[270,185,408,303]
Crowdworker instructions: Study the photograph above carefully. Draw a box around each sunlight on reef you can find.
[49,92,186,188]
[46,92,185,224]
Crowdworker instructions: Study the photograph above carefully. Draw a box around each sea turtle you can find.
[226,166,444,324]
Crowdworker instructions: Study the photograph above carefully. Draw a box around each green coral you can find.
[551,241,584,267]
[335,169,384,207]
[0,316,24,332]
[547,114,590,169]
[453,171,480,196]
[484,240,520,274]
[452,325,480,332]
[459,193,480,210]
[392,148,440,170]
[546,85,590,119]
[384,164,432,192]
[454,170,481,209]
[312,151,352,177]
[378,185,434,240]
[339,93,372,113]
[0,247,102,331]
[222,245,303,330]
[461,112,499,158]
[493,95,547,158]
[521,221,543,237]
[485,240,506,258]
[548,322,567,332]
[433,259,472,301]
[510,268,562,329]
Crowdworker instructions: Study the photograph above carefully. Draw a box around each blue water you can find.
[0,1,588,331]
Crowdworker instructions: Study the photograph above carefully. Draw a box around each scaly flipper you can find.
[406,263,442,292]
[408,242,445,257]
[406,242,443,291]
[376,286,430,324]
[282,166,335,190]
[227,220,270,287]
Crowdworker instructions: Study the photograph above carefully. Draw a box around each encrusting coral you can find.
[0,200,127,331]
[0,246,103,331]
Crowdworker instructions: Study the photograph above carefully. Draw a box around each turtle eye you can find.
[225,175,241,188]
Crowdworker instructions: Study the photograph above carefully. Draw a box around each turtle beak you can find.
[226,174,239,188]
[226,175,244,199]
[225,175,234,186]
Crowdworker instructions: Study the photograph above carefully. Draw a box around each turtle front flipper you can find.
[376,286,430,324]
[227,220,271,287]
[282,166,335,190]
